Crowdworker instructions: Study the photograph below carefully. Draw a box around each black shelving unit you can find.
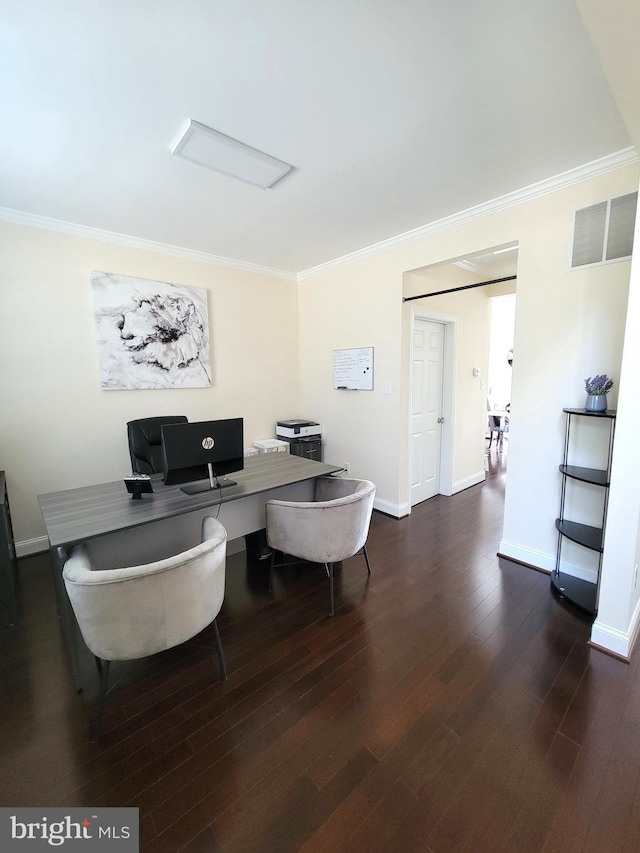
[551,408,616,616]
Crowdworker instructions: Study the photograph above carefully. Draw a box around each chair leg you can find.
[92,657,110,738]
[212,618,227,682]
[95,657,110,707]
[267,548,275,591]
[326,562,335,616]
[362,544,371,575]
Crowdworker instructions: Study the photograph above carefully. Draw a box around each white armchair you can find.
[266,477,376,615]
[63,515,227,726]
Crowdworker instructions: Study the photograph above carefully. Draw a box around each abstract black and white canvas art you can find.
[91,272,212,390]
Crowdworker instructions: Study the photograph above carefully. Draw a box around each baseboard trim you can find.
[498,540,552,573]
[497,552,551,574]
[589,623,633,660]
[452,472,485,494]
[587,640,631,663]
[591,594,640,661]
[556,563,598,584]
[497,539,598,583]
[374,498,409,518]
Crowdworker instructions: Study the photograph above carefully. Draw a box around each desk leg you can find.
[50,546,84,691]
[244,529,272,562]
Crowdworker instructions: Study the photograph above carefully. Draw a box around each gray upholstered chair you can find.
[63,516,227,726]
[265,477,375,616]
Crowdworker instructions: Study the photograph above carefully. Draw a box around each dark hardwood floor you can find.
[2,448,639,852]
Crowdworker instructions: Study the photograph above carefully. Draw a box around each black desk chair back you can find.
[127,415,188,475]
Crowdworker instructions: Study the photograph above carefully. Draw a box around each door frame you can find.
[408,309,457,506]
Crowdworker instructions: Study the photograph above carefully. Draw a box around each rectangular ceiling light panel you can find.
[171,120,292,189]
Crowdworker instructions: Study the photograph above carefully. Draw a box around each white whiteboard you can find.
[333,347,374,390]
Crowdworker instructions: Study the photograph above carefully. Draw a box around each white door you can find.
[411,319,445,505]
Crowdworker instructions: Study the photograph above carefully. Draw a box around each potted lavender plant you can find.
[584,374,614,412]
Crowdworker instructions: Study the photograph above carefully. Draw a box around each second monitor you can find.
[161,418,244,494]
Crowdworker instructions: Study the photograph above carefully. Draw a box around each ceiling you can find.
[0,0,636,276]
[454,246,519,282]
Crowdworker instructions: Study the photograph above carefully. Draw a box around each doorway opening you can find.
[403,244,518,510]
[486,293,516,457]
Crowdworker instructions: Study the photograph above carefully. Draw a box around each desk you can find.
[39,453,342,687]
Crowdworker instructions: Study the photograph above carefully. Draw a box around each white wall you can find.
[592,178,640,656]
[0,221,300,549]
[297,254,404,514]
[500,189,630,574]
[298,162,638,655]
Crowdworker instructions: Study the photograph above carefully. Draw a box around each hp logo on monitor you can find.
[202,437,215,450]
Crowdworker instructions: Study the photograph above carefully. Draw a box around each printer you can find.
[276,420,323,461]
[276,419,322,439]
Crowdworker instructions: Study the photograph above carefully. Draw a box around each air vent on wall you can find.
[570,191,637,269]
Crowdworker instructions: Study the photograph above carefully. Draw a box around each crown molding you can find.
[0,207,297,281]
[297,147,639,280]
[1,147,637,283]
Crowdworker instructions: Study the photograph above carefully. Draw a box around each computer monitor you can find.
[161,418,244,494]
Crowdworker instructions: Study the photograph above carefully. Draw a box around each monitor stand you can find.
[180,463,237,495]
[181,477,237,495]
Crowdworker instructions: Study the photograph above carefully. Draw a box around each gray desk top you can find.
[38,453,342,549]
